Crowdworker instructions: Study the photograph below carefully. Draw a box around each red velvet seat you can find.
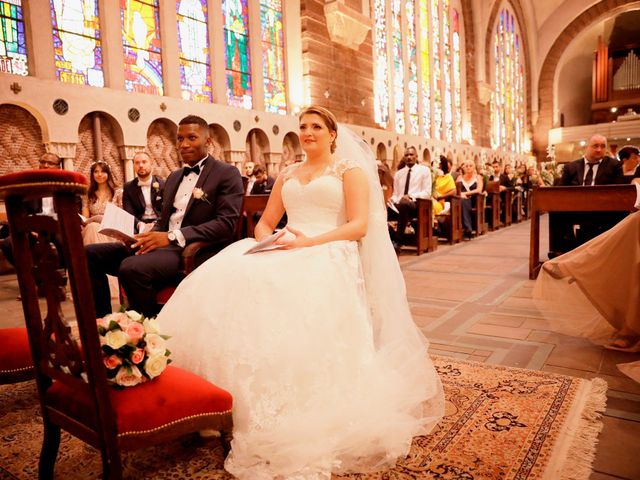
[0,327,34,384]
[0,169,233,479]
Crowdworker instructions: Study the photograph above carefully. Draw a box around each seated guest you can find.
[456,160,483,238]
[244,160,256,193]
[377,161,394,205]
[123,151,165,233]
[500,163,516,189]
[81,161,123,245]
[432,156,456,215]
[488,160,502,183]
[560,134,623,186]
[527,166,545,187]
[86,115,244,318]
[619,145,640,182]
[388,146,432,249]
[1,153,66,267]
[249,165,275,195]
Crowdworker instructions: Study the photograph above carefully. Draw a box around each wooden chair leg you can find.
[39,421,61,480]
[102,449,124,480]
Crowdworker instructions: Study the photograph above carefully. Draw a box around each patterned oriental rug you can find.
[0,357,606,480]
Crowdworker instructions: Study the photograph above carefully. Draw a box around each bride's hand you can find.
[275,226,313,249]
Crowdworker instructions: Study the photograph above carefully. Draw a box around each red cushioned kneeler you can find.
[0,328,34,384]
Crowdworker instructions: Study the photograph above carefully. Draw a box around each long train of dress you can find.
[157,159,443,479]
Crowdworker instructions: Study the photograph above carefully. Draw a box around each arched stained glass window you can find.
[373,0,389,128]
[260,0,286,114]
[121,0,163,95]
[51,0,104,87]
[431,0,442,139]
[406,0,419,135]
[177,0,212,103]
[391,0,404,133]
[0,0,27,76]
[452,8,462,142]
[491,6,525,153]
[223,0,252,109]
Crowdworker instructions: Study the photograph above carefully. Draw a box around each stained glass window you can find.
[177,0,212,102]
[391,0,404,133]
[50,0,104,87]
[373,0,389,128]
[223,0,252,109]
[260,0,286,114]
[419,0,430,137]
[406,0,419,135]
[121,0,163,95]
[0,0,27,76]
[442,0,453,142]
[452,8,462,142]
[491,7,526,153]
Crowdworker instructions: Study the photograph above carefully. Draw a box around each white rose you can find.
[105,330,129,349]
[143,318,161,334]
[145,354,168,379]
[126,310,143,322]
[115,365,143,387]
[145,334,166,356]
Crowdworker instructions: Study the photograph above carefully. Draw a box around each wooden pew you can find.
[242,194,270,238]
[528,185,637,279]
[485,182,501,231]
[414,198,437,255]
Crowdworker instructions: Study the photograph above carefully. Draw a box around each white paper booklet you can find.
[99,203,136,245]
[635,182,640,210]
[244,229,288,255]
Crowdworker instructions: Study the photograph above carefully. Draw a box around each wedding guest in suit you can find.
[81,161,123,245]
[244,160,256,193]
[249,165,275,195]
[123,151,165,233]
[388,146,432,249]
[560,134,623,186]
[551,134,625,256]
[618,145,640,182]
[86,115,244,318]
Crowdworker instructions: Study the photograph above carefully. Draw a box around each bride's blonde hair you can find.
[299,105,338,153]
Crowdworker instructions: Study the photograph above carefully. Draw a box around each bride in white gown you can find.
[157,105,444,479]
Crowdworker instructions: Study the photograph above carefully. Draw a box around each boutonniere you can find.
[152,181,160,190]
[192,187,211,204]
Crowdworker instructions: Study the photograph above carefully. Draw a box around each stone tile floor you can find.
[1,216,638,479]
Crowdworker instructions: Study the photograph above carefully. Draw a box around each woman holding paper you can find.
[81,161,123,245]
[157,106,443,479]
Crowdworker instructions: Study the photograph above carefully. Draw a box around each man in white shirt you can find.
[87,115,244,317]
[388,147,432,249]
[122,152,165,233]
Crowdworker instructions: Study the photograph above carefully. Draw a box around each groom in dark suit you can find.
[123,151,165,232]
[86,115,244,317]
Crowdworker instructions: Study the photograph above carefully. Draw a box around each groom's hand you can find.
[132,231,170,255]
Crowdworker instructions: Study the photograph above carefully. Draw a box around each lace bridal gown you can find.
[157,155,443,479]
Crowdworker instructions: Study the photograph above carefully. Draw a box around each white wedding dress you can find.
[157,156,443,479]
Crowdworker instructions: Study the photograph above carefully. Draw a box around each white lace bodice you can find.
[281,158,359,237]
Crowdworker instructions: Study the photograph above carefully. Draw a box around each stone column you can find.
[24,1,56,79]
[159,0,182,98]
[229,150,246,171]
[100,0,125,89]
[47,142,77,171]
[266,152,281,176]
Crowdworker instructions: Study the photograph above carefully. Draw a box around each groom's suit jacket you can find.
[154,155,244,257]
[122,175,165,226]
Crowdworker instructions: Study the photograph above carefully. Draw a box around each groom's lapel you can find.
[184,156,214,217]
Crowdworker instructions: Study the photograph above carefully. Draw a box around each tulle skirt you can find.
[157,238,442,479]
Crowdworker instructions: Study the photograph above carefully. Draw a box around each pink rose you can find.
[97,317,110,329]
[113,312,130,327]
[104,355,122,370]
[125,322,145,343]
[131,348,145,365]
[115,365,143,387]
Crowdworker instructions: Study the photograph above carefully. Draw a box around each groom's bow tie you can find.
[183,164,201,177]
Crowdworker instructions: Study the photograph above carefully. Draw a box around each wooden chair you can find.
[0,327,34,384]
[485,181,502,231]
[0,169,233,479]
[435,196,463,244]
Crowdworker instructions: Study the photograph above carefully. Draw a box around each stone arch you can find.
[534,0,640,160]
[422,148,431,165]
[209,124,231,163]
[392,144,404,170]
[147,118,178,179]
[376,142,387,163]
[485,0,534,151]
[245,128,271,168]
[77,112,125,185]
[0,104,46,174]
[281,132,302,172]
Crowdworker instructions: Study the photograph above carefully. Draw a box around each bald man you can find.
[559,134,623,186]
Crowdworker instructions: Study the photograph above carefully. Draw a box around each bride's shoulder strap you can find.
[331,157,360,178]
[279,162,301,183]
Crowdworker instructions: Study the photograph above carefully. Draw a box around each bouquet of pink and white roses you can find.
[98,310,171,388]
